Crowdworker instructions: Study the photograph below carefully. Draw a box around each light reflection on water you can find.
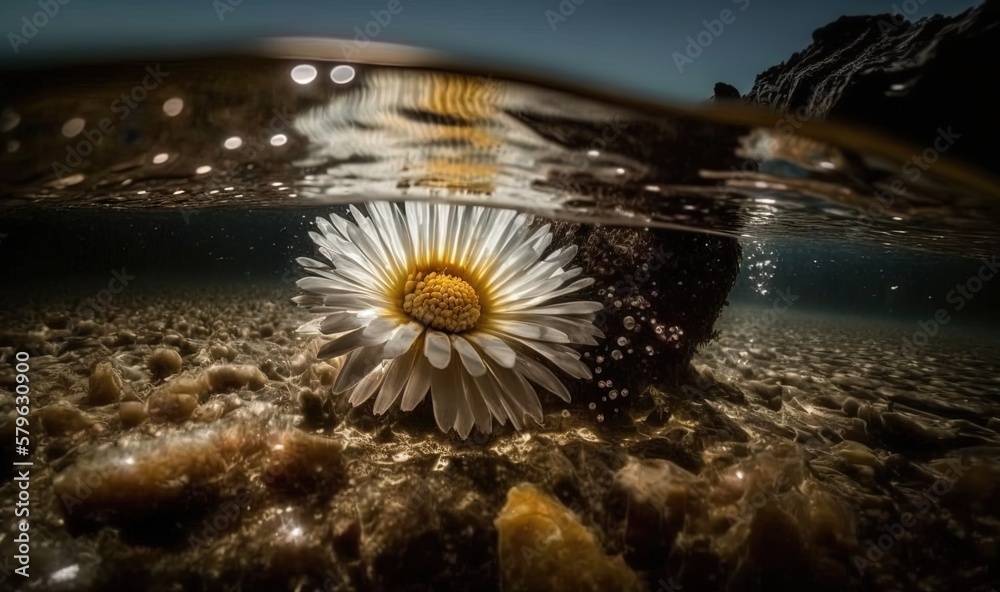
[1,43,998,259]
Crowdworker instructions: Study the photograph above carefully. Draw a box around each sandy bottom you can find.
[0,285,997,591]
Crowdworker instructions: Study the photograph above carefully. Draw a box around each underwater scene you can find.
[1,3,1000,591]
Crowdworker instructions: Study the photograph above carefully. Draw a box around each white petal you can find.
[490,320,569,343]
[297,276,352,294]
[316,215,347,241]
[362,316,404,341]
[501,277,595,311]
[333,344,386,393]
[431,366,461,434]
[491,363,544,426]
[373,345,417,414]
[400,355,433,411]
[516,355,571,403]
[466,333,517,368]
[473,366,509,426]
[317,327,381,360]
[349,365,385,406]
[524,301,603,315]
[296,256,330,269]
[295,317,324,334]
[462,370,492,434]
[453,370,476,439]
[452,335,487,377]
[503,314,602,345]
[319,312,369,335]
[424,329,453,369]
[327,212,355,241]
[509,337,593,380]
[382,321,424,359]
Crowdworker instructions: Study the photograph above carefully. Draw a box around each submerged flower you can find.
[294,201,603,438]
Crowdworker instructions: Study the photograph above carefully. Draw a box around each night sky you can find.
[0,0,983,103]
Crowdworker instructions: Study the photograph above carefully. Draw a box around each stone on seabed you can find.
[494,483,642,592]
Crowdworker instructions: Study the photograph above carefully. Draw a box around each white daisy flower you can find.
[294,201,604,438]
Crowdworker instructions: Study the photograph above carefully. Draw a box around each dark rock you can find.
[745,1,1000,172]
[728,502,810,590]
[552,223,741,420]
[614,458,700,572]
[712,82,742,102]
[880,411,959,451]
[626,437,703,473]
[358,474,496,591]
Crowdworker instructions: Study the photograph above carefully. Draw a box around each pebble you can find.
[88,362,122,405]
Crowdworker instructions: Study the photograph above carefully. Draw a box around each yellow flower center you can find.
[402,270,481,333]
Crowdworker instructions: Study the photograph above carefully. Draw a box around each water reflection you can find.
[0,52,997,257]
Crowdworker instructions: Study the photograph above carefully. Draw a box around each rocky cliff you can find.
[744,0,999,172]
